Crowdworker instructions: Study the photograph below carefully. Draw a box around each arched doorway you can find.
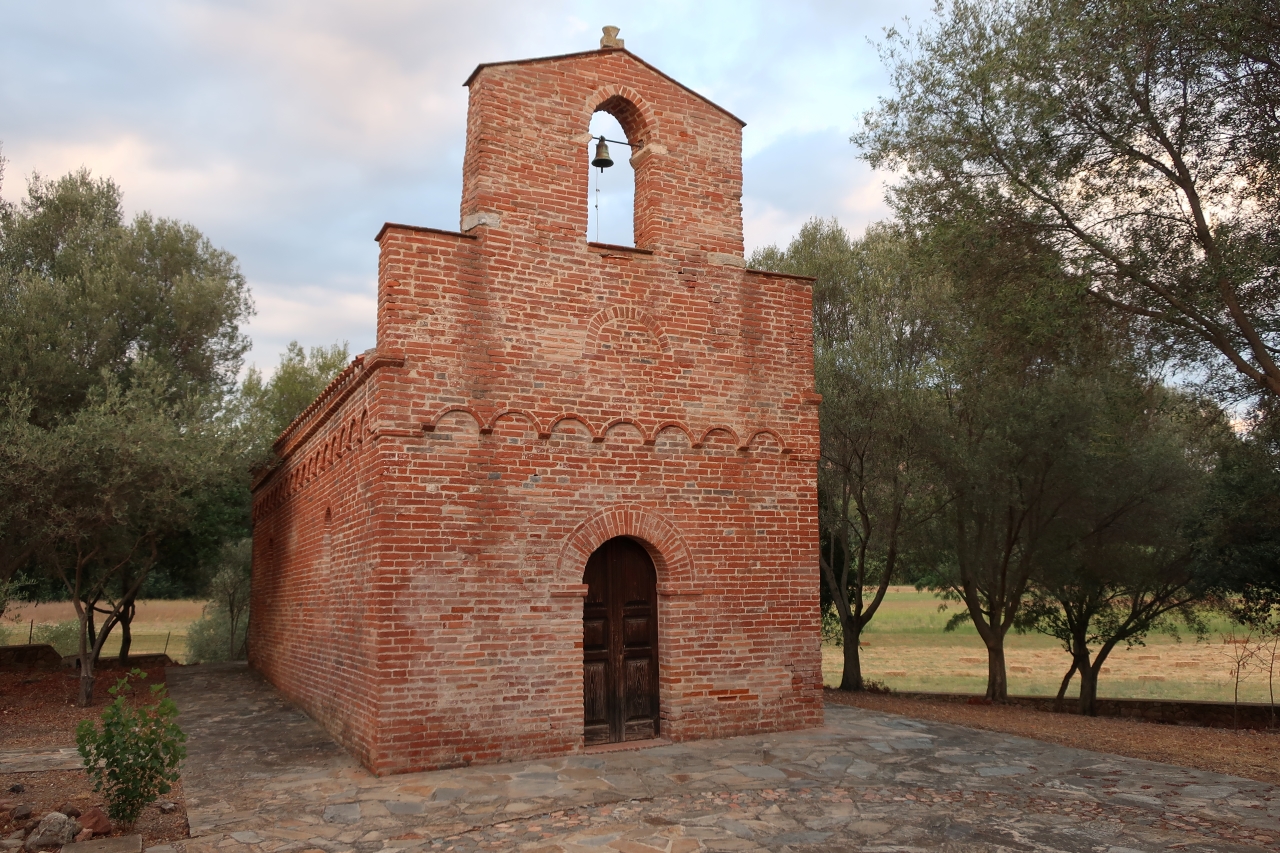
[582,537,659,745]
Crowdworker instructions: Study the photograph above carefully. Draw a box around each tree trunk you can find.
[985,642,1008,700]
[1053,661,1077,712]
[77,622,95,708]
[118,599,136,664]
[839,626,863,691]
[228,611,239,661]
[1078,665,1100,716]
[85,605,98,663]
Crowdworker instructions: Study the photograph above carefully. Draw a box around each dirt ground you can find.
[0,664,170,750]
[827,688,1280,787]
[0,663,189,846]
[0,771,188,845]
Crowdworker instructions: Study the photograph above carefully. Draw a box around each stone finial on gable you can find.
[600,26,624,49]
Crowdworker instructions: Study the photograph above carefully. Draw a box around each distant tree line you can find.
[752,0,1280,714]
[0,160,349,704]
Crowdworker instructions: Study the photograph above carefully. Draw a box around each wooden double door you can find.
[582,537,660,745]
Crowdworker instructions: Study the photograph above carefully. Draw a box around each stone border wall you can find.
[891,690,1279,730]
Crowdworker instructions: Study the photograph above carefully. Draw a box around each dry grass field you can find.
[824,587,1279,704]
[3,599,208,662]
[3,589,1274,703]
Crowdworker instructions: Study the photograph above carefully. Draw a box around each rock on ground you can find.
[22,812,79,852]
[76,807,110,837]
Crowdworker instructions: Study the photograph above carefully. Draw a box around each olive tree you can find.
[752,220,948,690]
[1024,387,1215,714]
[857,0,1280,407]
[0,164,251,688]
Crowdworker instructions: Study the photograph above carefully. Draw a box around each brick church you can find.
[248,28,823,775]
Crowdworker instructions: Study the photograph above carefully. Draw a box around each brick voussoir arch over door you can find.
[557,504,696,593]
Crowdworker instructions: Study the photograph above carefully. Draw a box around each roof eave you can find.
[463,47,746,128]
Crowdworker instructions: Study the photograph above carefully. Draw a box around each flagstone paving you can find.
[0,747,83,772]
[164,663,1280,853]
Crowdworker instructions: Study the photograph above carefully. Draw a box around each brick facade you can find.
[248,38,823,775]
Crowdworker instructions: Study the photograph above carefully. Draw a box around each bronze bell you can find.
[591,136,614,170]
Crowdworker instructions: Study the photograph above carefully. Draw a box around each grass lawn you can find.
[825,587,1279,704]
[3,599,207,662]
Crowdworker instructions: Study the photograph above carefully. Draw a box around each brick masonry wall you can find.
[248,356,392,769]
[251,45,823,775]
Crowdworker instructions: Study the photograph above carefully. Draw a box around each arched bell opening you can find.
[586,110,637,247]
[581,536,660,745]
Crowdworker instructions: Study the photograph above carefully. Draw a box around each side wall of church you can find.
[247,360,389,769]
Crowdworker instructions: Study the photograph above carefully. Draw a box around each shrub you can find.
[185,603,248,663]
[33,620,81,655]
[75,669,186,827]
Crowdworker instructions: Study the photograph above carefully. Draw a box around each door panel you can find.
[581,549,612,746]
[624,658,652,716]
[622,617,650,645]
[581,537,659,744]
[583,661,609,735]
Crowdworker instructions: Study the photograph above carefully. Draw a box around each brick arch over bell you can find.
[586,85,655,147]
[557,504,696,592]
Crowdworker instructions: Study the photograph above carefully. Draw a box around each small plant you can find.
[185,603,248,663]
[1218,628,1261,731]
[33,620,81,655]
[1260,622,1280,729]
[75,669,186,827]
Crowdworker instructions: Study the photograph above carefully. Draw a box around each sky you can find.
[0,1,934,376]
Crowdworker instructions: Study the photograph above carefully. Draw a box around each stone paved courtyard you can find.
[160,663,1279,852]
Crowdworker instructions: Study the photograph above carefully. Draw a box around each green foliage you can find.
[185,537,252,663]
[752,219,949,690]
[900,211,1185,700]
[0,164,254,692]
[1192,418,1280,620]
[75,670,186,827]
[32,620,81,655]
[0,169,253,426]
[820,605,844,647]
[1017,385,1220,712]
[0,355,241,700]
[857,0,1280,406]
[185,604,248,663]
[0,574,31,621]
[237,340,350,468]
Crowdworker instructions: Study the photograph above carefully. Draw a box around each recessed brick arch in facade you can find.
[556,504,696,590]
[584,304,672,355]
[249,37,822,776]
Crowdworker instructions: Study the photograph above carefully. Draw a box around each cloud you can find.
[0,0,933,376]
[743,127,893,252]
